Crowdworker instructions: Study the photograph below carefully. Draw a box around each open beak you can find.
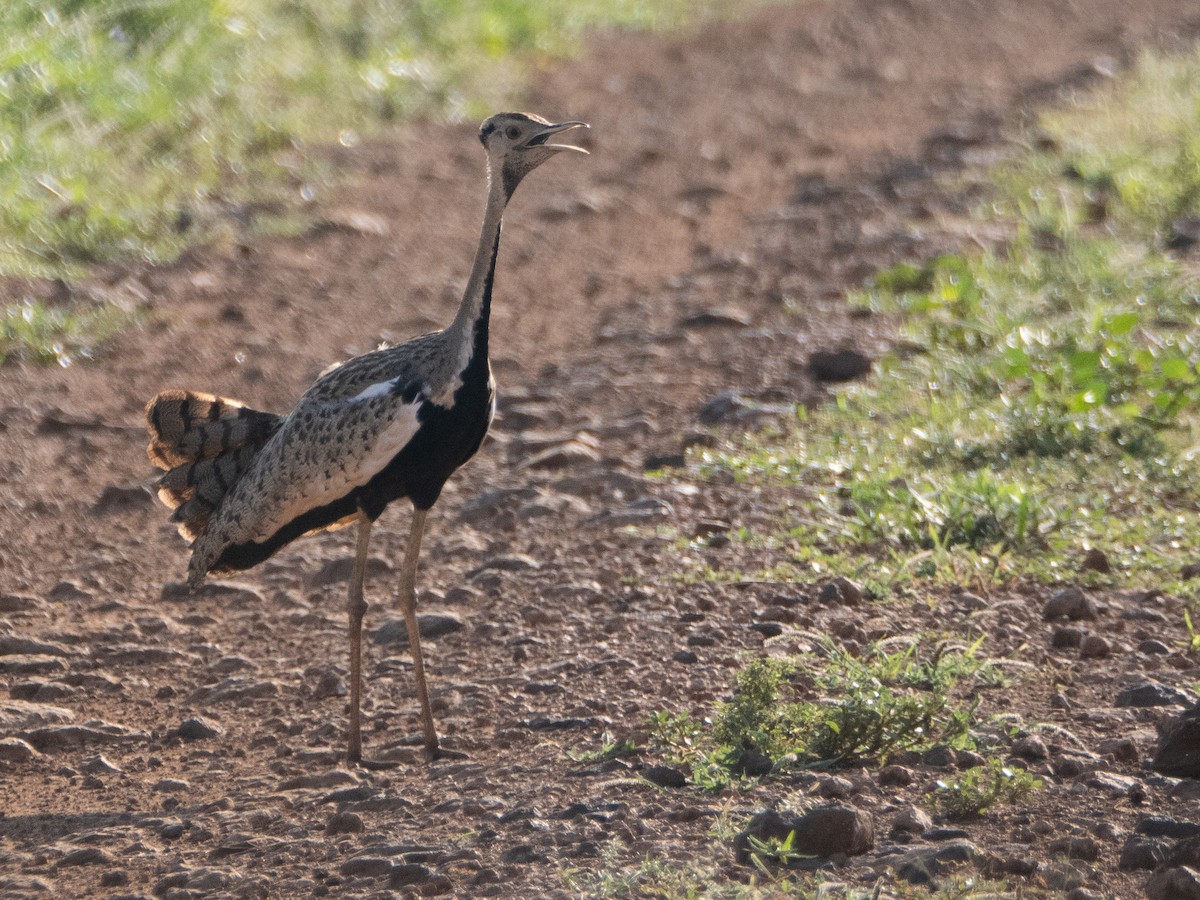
[526,121,590,154]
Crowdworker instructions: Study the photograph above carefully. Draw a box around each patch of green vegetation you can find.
[0,297,136,365]
[0,0,743,282]
[649,639,991,786]
[929,757,1043,820]
[690,47,1200,597]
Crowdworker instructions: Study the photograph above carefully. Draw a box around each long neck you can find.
[448,170,508,345]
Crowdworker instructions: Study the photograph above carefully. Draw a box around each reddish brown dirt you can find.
[4,1,1200,896]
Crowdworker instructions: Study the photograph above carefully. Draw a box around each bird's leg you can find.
[398,507,439,759]
[346,511,373,766]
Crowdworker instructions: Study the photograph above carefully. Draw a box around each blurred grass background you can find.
[0,0,732,281]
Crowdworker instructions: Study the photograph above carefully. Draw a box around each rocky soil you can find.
[5,0,1200,897]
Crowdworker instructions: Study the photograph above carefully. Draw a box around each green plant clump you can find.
[930,757,1043,820]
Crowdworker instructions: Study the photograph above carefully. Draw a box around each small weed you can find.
[648,639,987,783]
[571,734,638,764]
[929,758,1043,820]
[744,830,812,875]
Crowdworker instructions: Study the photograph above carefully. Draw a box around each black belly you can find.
[211,369,494,574]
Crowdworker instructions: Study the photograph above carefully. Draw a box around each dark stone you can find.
[1137,817,1200,840]
[174,716,221,741]
[1153,707,1200,777]
[326,812,364,835]
[388,863,434,888]
[643,765,688,788]
[1147,866,1200,900]
[372,612,465,644]
[1117,682,1195,708]
[736,750,774,778]
[809,349,872,382]
[818,577,863,606]
[672,649,698,664]
[750,622,784,638]
[1119,836,1169,871]
[878,765,913,787]
[733,805,873,864]
[1080,548,1111,573]
[1042,587,1097,621]
[896,841,979,884]
[339,857,392,878]
[1052,626,1084,649]
[521,716,608,731]
[1047,836,1098,861]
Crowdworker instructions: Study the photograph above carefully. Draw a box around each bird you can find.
[144,112,589,766]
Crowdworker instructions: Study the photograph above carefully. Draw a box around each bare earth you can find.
[4,1,1200,896]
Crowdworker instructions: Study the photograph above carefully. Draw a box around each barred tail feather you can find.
[145,390,281,542]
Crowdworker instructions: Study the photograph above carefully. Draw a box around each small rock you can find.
[1079,634,1110,659]
[389,863,437,889]
[643,765,688,788]
[57,847,109,867]
[1147,866,1200,900]
[99,870,129,887]
[750,621,784,638]
[1012,736,1049,761]
[153,778,189,793]
[80,755,121,775]
[736,749,773,778]
[1042,587,1097,621]
[890,806,933,835]
[340,856,392,878]
[501,844,547,865]
[817,775,854,799]
[1183,562,1200,581]
[1117,682,1195,708]
[1080,548,1111,573]
[809,348,872,382]
[672,649,698,664]
[879,765,913,787]
[1140,639,1172,655]
[818,577,863,607]
[1138,817,1200,839]
[733,805,873,863]
[326,812,364,835]
[698,391,751,426]
[307,555,392,588]
[1119,836,1169,871]
[174,716,222,741]
[922,745,957,768]
[372,612,465,644]
[1098,737,1139,763]
[1047,836,1099,861]
[1087,771,1139,795]
[0,737,38,764]
[896,842,979,884]
[1052,626,1084,649]
[1153,707,1200,777]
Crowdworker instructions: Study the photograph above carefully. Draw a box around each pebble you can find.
[173,716,222,741]
[890,806,933,835]
[1042,587,1097,621]
[0,737,39,764]
[80,755,121,775]
[808,348,872,382]
[1120,836,1169,871]
[1051,626,1083,649]
[1079,634,1110,659]
[1047,836,1098,861]
[1012,736,1049,761]
[57,847,110,867]
[878,765,913,787]
[642,764,688,789]
[1153,707,1200,778]
[326,812,364,835]
[1079,548,1111,573]
[24,723,146,752]
[895,841,979,884]
[733,805,874,863]
[818,577,863,606]
[1117,681,1195,708]
[1147,866,1200,900]
[1137,816,1200,839]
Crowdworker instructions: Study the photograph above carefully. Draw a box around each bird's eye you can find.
[506,126,520,140]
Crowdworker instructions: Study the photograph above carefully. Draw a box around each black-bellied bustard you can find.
[145,113,588,765]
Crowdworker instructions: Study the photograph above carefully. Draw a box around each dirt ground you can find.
[5,0,1200,896]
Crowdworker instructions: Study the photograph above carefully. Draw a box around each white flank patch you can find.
[349,377,402,403]
[247,396,424,543]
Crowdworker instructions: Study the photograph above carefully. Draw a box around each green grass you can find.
[688,46,1200,600]
[648,638,993,787]
[0,296,136,365]
[1,0,746,364]
[0,0,738,281]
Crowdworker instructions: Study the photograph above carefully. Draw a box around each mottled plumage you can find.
[144,112,588,765]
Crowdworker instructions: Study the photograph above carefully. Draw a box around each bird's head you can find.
[479,112,589,198]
